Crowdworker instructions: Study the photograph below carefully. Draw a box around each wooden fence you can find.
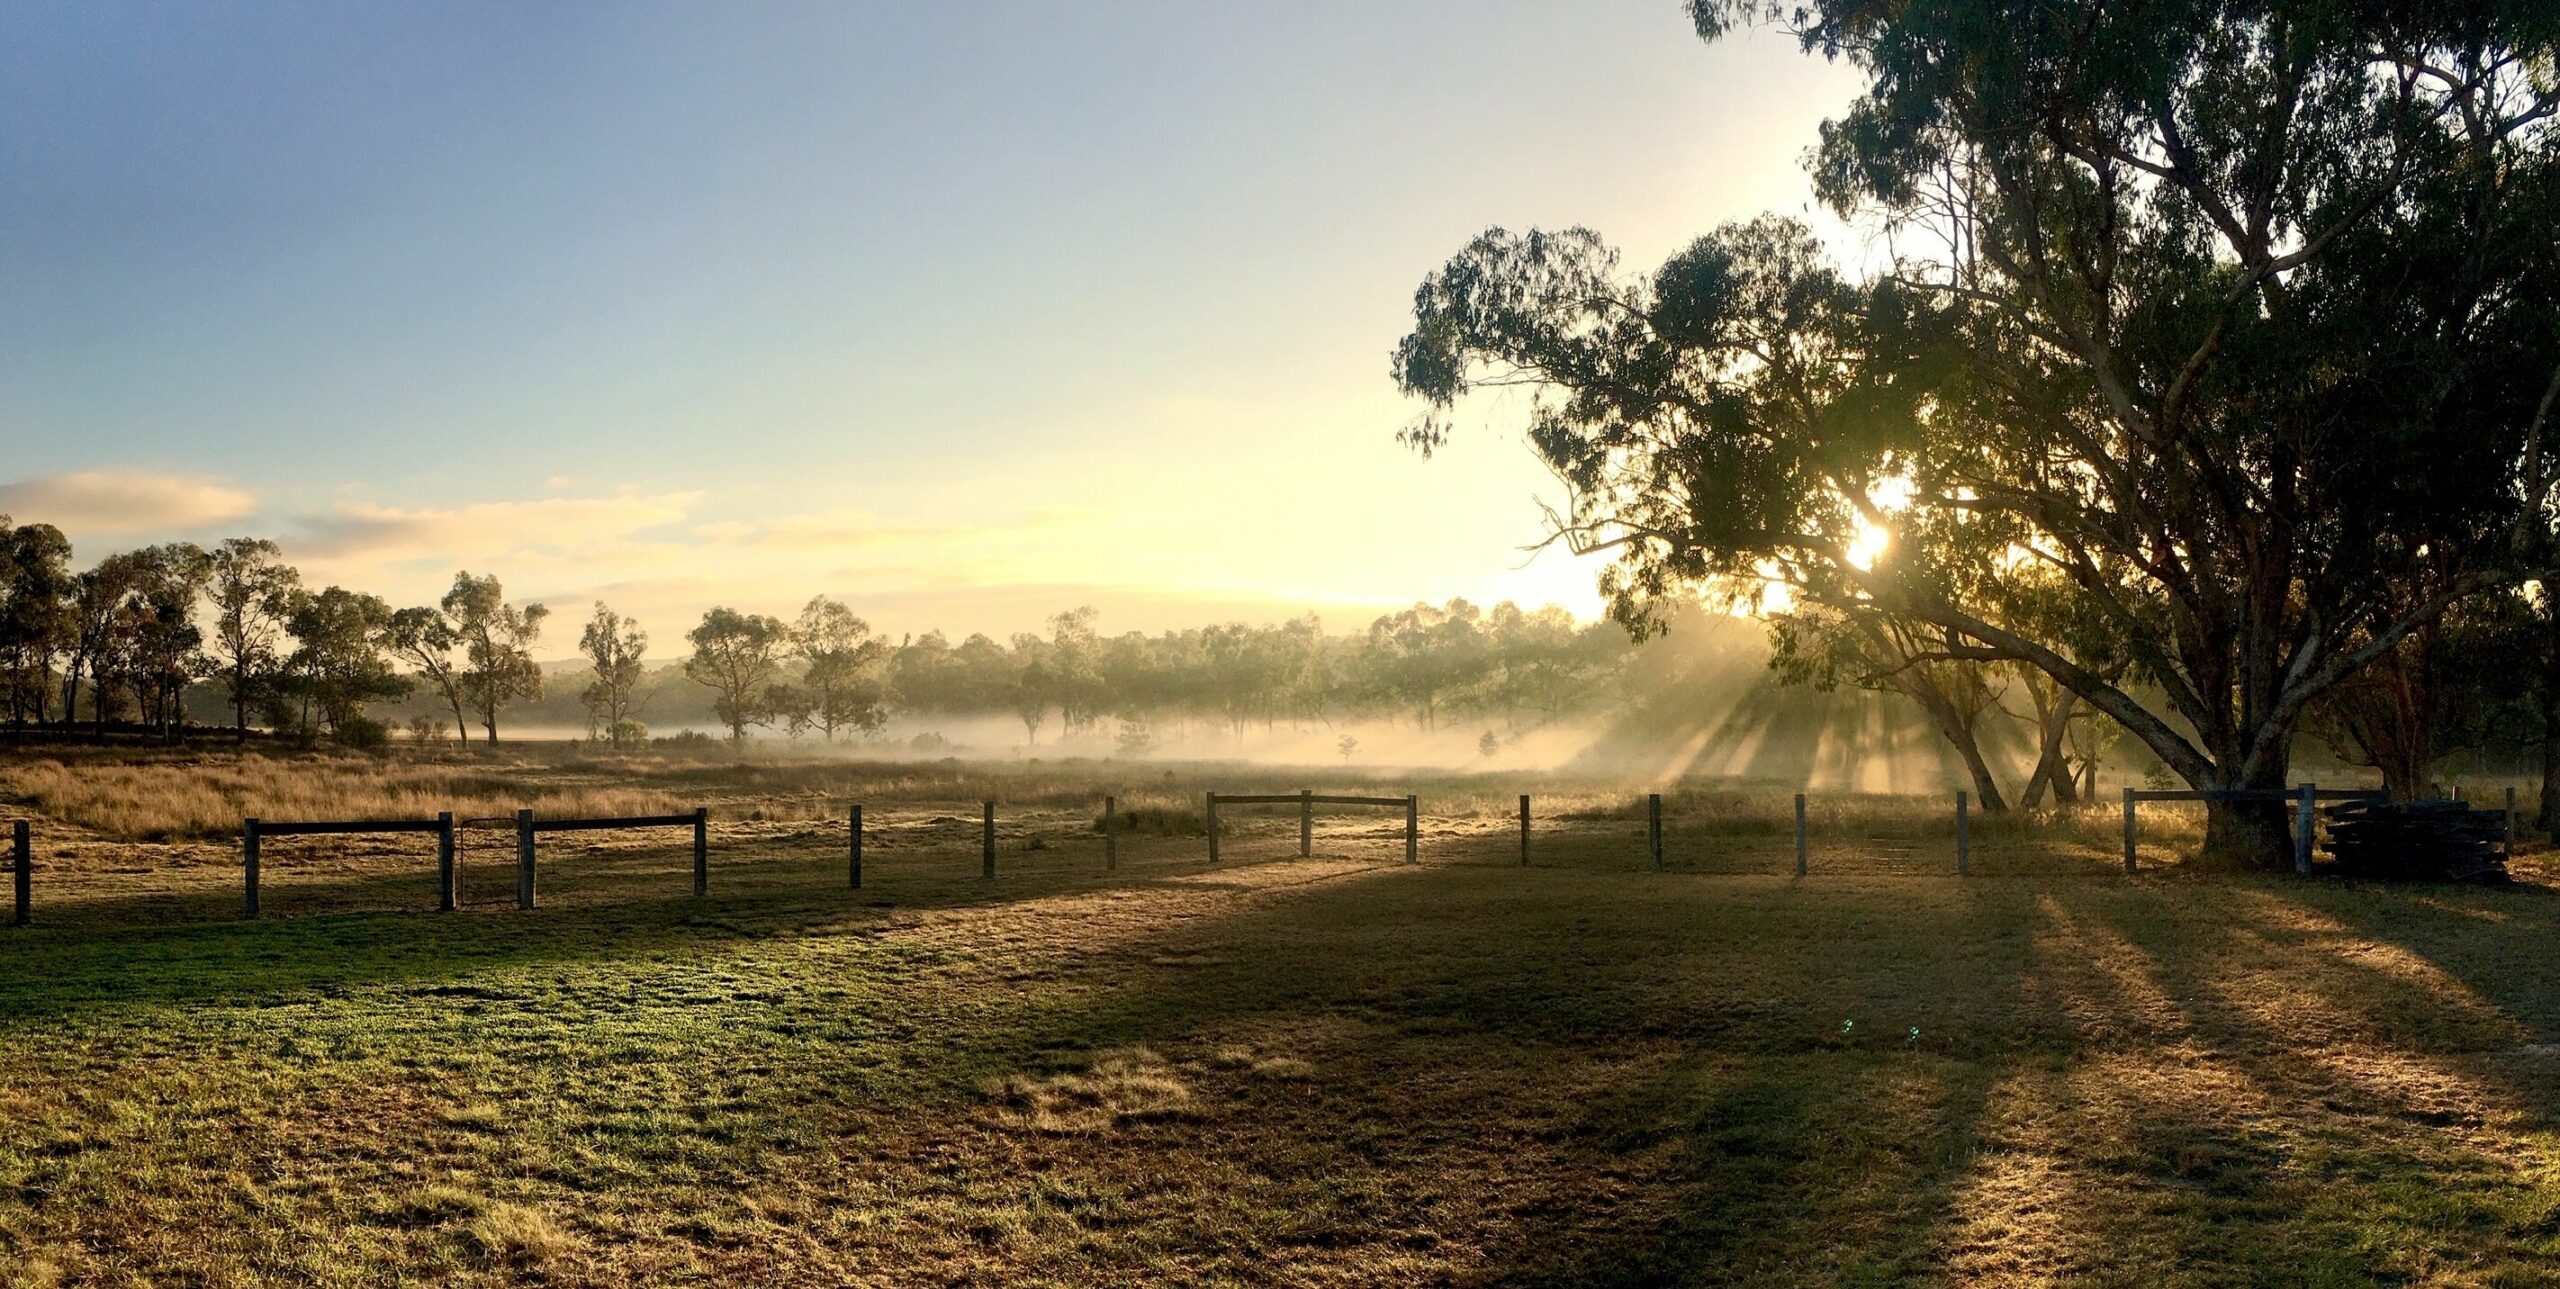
[2121,786,2392,875]
[244,814,455,917]
[1204,790,1420,865]
[1,781,2536,931]
[493,809,711,909]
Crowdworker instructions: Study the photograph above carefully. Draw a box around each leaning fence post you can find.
[1794,793,1808,877]
[437,811,456,912]
[850,804,864,889]
[244,817,261,918]
[1104,795,1118,873]
[2294,783,2316,876]
[981,800,997,878]
[692,807,709,897]
[1206,793,1221,864]
[1298,789,1313,858]
[515,809,536,909]
[1956,790,1970,877]
[1405,794,1419,865]
[12,820,29,928]
[1519,794,1531,866]
[2121,786,2137,874]
[1647,793,1663,871]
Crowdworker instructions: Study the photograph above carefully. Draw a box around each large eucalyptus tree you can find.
[1396,0,2560,866]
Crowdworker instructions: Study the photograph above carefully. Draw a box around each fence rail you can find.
[1206,789,1419,864]
[526,812,704,833]
[1213,793,1411,808]
[253,818,450,837]
[507,808,710,908]
[243,813,457,917]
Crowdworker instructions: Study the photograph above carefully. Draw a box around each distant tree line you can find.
[630,598,1632,747]
[0,518,1644,751]
[10,517,2557,797]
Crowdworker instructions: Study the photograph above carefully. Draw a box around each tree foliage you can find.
[206,537,300,738]
[442,572,548,743]
[1397,0,2560,866]
[578,601,649,745]
[789,596,888,741]
[685,607,793,741]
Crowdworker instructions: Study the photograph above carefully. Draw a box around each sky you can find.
[0,1,1865,645]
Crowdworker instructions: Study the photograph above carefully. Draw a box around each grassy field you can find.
[4,747,2557,1284]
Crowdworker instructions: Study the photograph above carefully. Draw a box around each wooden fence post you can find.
[437,811,456,912]
[515,809,536,910]
[1520,794,1531,866]
[1405,794,1419,865]
[2294,783,2316,876]
[1647,794,1663,871]
[2505,785,2517,857]
[2121,787,2137,874]
[1794,793,1808,877]
[1299,789,1313,858]
[1104,796,1117,873]
[12,820,29,928]
[850,804,863,889]
[692,807,709,897]
[982,801,997,878]
[243,817,261,918]
[1956,791,1970,877]
[1206,793,1221,864]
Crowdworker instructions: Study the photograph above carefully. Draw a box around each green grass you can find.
[3,751,2557,1284]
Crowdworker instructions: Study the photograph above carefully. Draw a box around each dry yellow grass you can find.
[987,1046,1198,1135]
[460,1202,574,1271]
[0,753,677,841]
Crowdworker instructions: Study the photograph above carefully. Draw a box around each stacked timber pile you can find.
[2322,798,2510,883]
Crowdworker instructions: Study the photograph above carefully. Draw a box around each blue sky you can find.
[0,1,1862,640]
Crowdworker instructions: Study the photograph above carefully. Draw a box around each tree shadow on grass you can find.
[869,870,2047,1284]
[2050,878,2560,1282]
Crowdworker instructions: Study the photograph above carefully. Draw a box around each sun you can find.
[1845,517,1890,571]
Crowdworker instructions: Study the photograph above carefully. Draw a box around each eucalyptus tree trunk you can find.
[1901,676,2008,813]
[2540,607,2560,833]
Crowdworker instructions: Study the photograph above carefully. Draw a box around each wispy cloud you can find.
[0,470,257,536]
[291,492,701,561]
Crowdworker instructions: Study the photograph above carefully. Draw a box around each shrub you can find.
[335,717,391,752]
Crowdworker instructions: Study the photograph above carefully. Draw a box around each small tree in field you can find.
[1338,734,1358,763]
[578,601,648,745]
[442,572,548,743]
[206,537,299,738]
[284,586,411,745]
[0,520,74,729]
[386,605,469,741]
[793,595,889,741]
[1116,718,1157,758]
[685,607,791,741]
[1478,730,1500,759]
